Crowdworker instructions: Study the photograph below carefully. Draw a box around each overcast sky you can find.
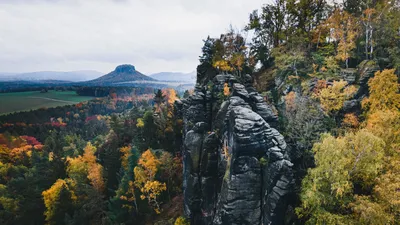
[0,0,267,74]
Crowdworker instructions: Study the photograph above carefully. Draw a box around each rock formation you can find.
[176,73,295,225]
[343,60,380,114]
[86,64,155,85]
[115,64,137,73]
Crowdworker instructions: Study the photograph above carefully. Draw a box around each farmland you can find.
[0,91,93,115]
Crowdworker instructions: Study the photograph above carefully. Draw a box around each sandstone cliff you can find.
[176,73,295,225]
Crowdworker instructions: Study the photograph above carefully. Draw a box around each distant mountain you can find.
[0,72,17,78]
[0,70,103,82]
[86,64,155,85]
[0,73,19,81]
[150,71,196,83]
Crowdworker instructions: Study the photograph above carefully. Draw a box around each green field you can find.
[0,91,93,115]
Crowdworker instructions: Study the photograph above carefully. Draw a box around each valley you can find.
[0,91,93,115]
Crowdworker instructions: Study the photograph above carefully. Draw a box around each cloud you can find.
[0,0,266,74]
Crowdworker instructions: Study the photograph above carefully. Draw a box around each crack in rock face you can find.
[176,74,295,225]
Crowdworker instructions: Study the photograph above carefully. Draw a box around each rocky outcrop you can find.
[177,73,294,225]
[340,68,357,84]
[343,60,379,114]
[87,64,155,84]
[355,60,379,98]
[115,64,136,73]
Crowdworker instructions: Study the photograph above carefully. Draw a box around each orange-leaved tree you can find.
[362,69,400,151]
[324,9,359,68]
[362,69,400,114]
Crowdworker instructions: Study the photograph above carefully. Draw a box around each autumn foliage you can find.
[298,68,400,223]
[284,91,296,112]
[0,134,43,163]
[134,149,167,214]
[342,113,359,128]
[313,80,356,114]
[162,88,178,105]
[66,142,105,193]
[362,69,400,113]
[223,83,230,96]
[42,179,75,225]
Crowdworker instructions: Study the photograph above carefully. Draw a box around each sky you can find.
[0,0,267,74]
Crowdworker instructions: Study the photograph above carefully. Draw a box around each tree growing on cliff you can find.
[298,66,400,224]
[199,36,216,64]
[325,9,359,68]
[283,92,328,170]
[362,69,400,151]
[313,80,356,115]
[211,28,253,77]
[296,130,386,224]
[362,69,400,113]
[271,45,307,77]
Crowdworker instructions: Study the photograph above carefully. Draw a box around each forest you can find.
[0,88,186,225]
[0,0,399,224]
[197,0,399,223]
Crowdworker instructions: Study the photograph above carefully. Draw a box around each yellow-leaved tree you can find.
[351,68,400,223]
[134,149,166,214]
[363,69,400,151]
[362,69,400,113]
[66,142,105,193]
[213,60,233,72]
[42,179,75,225]
[296,130,386,224]
[365,109,400,152]
[162,88,178,105]
[324,9,358,68]
[313,80,356,114]
[298,68,400,224]
[136,118,145,128]
[174,216,190,225]
[120,146,131,171]
[211,29,249,76]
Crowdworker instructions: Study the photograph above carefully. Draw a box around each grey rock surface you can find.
[355,60,379,98]
[179,74,294,225]
[340,68,357,84]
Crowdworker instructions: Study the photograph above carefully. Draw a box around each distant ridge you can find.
[150,71,196,83]
[0,70,103,82]
[86,64,155,85]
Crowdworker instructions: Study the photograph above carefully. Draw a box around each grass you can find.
[0,91,93,115]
